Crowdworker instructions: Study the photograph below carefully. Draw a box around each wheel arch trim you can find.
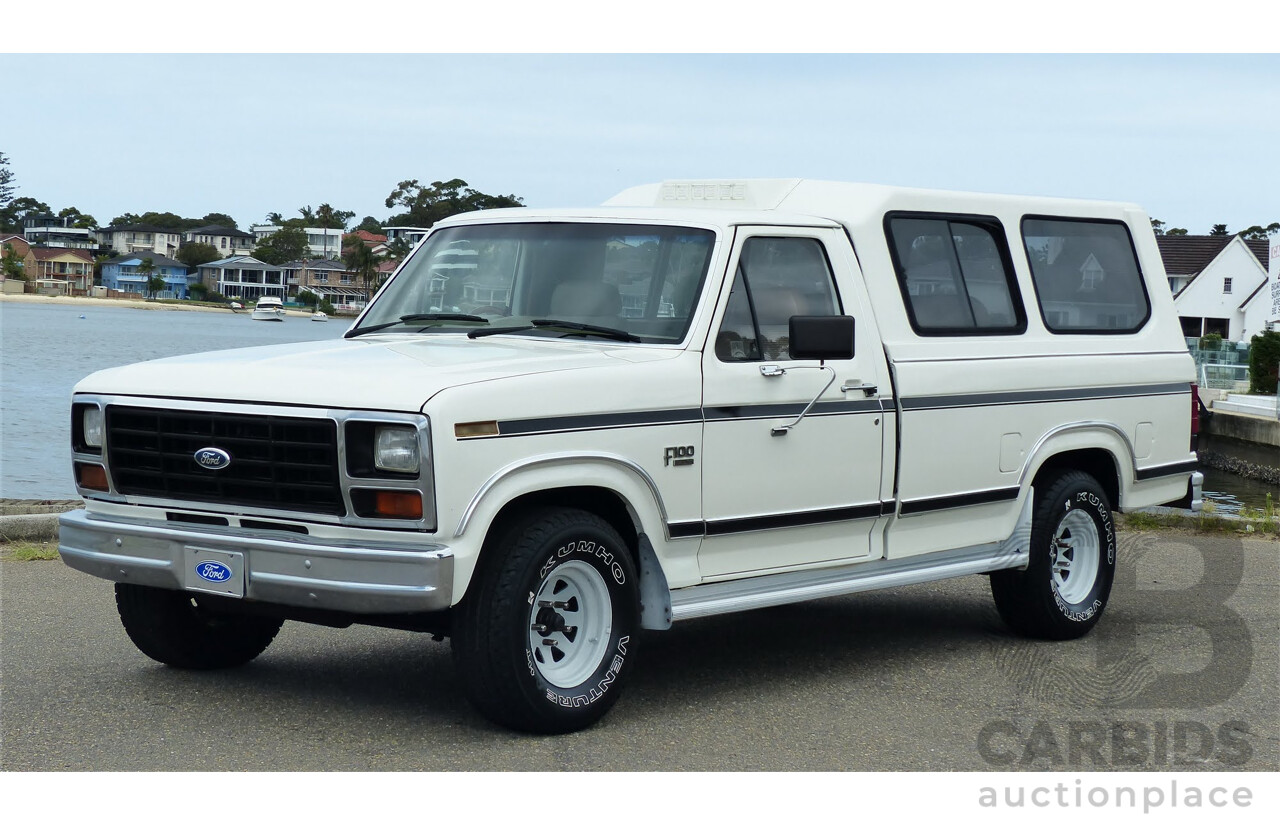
[454,452,670,541]
[1018,421,1135,502]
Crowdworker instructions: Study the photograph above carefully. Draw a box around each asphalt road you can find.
[2,532,1276,772]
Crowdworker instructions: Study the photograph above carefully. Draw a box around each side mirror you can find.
[788,315,855,361]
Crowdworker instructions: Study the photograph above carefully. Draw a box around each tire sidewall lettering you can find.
[538,538,626,585]
[1051,487,1115,620]
[526,532,634,709]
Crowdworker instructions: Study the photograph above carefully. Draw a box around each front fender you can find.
[449,451,698,599]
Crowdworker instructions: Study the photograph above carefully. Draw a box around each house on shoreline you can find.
[101,252,189,299]
[21,247,95,295]
[195,255,287,303]
[1158,234,1272,343]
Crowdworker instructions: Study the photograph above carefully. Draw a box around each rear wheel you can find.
[991,470,1116,640]
[451,507,639,733]
[115,583,283,669]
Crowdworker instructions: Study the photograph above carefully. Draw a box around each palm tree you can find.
[315,203,355,259]
[343,238,384,303]
[138,256,156,299]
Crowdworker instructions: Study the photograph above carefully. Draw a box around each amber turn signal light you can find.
[75,462,109,491]
[373,490,423,519]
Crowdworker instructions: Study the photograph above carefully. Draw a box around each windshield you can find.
[352,222,717,343]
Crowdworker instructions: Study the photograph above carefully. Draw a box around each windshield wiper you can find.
[347,313,490,338]
[530,319,643,342]
[468,325,534,339]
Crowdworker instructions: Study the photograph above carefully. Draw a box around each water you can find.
[4,301,1279,509]
[1,301,348,499]
[1198,433,1280,515]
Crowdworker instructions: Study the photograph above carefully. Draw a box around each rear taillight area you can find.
[1190,382,1201,451]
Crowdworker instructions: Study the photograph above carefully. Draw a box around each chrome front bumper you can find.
[58,509,453,614]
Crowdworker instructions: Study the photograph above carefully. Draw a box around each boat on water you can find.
[229,301,244,313]
[251,297,286,321]
[311,311,328,322]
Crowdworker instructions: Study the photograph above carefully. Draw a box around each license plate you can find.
[183,547,245,598]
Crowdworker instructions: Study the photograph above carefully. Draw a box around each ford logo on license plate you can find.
[194,447,231,470]
[195,561,233,583]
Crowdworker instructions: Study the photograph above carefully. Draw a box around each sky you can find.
[3,21,1278,236]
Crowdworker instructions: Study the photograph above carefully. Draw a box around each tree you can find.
[0,152,15,211]
[58,206,97,229]
[356,216,383,234]
[1249,330,1280,395]
[343,236,384,300]
[252,225,309,266]
[107,211,193,230]
[308,203,355,259]
[384,178,523,228]
[138,256,157,298]
[1210,224,1229,236]
[384,237,412,261]
[1240,223,1280,240]
[265,212,284,225]
[178,242,222,270]
[1150,218,1188,236]
[0,196,51,233]
[201,212,238,228]
[2,242,25,280]
[92,253,113,286]
[147,274,167,298]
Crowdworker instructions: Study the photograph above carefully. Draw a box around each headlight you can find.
[374,425,420,473]
[82,405,104,449]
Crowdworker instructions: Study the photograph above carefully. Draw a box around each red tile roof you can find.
[29,247,94,262]
[345,230,388,245]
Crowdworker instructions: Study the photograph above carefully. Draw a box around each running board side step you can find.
[668,496,1032,623]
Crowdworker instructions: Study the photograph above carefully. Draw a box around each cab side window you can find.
[885,213,1025,335]
[715,237,840,362]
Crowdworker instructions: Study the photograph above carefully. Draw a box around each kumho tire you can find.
[991,470,1117,641]
[115,583,283,669]
[451,507,639,734]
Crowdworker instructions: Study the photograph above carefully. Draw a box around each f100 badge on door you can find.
[664,446,695,467]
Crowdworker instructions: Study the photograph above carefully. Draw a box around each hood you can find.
[73,334,675,412]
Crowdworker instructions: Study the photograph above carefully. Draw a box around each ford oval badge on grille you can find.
[195,561,233,582]
[194,447,232,470]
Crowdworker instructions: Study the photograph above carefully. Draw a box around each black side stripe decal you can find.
[498,408,702,437]
[902,382,1189,412]
[1135,459,1200,480]
[494,401,880,437]
[489,385,1189,438]
[899,486,1020,516]
[669,501,897,538]
[704,399,884,420]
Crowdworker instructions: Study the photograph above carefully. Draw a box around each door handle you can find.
[841,381,878,397]
[759,364,786,377]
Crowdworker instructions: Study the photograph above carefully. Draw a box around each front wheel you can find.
[115,583,283,669]
[991,470,1117,640]
[451,507,639,733]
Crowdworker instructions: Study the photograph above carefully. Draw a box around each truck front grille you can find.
[106,407,345,516]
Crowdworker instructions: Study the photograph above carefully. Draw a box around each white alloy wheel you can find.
[1050,508,1101,604]
[527,559,614,688]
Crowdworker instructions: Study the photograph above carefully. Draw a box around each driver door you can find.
[698,226,887,579]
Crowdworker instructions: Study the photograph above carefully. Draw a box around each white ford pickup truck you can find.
[60,179,1202,733]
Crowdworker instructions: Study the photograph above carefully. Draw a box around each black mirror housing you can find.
[788,315,855,361]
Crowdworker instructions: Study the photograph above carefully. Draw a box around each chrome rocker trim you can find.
[58,509,453,614]
[668,494,1033,622]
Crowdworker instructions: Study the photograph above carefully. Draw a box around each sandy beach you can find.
[0,292,317,317]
